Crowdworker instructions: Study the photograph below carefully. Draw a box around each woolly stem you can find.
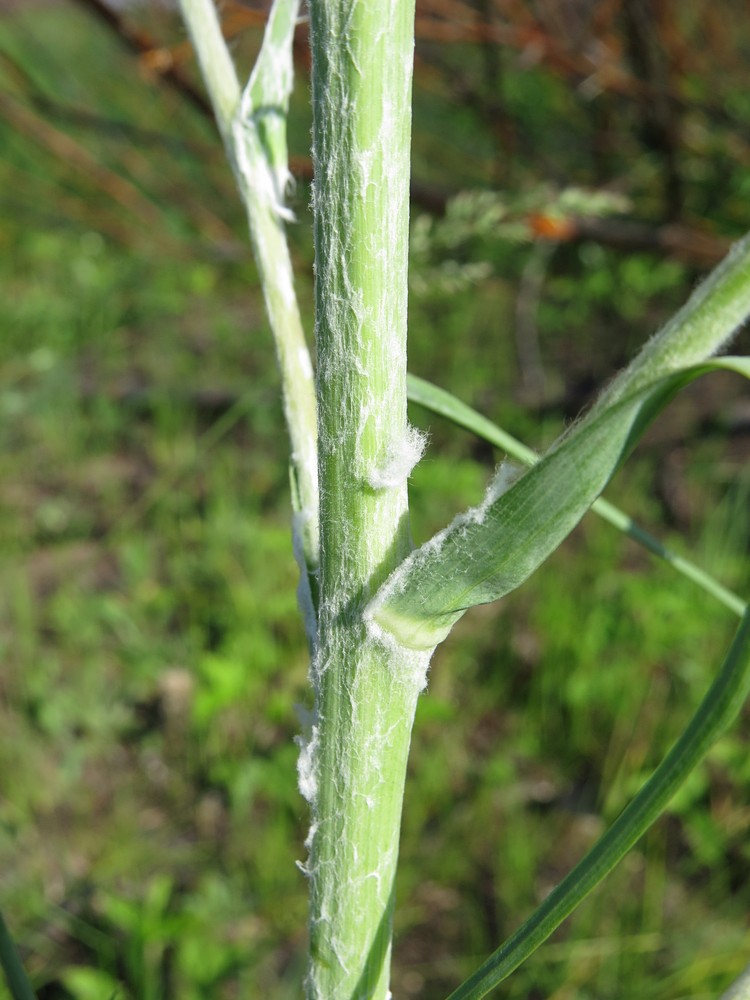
[301,0,424,996]
[178,0,319,596]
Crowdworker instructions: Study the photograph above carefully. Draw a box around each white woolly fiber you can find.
[367,424,427,490]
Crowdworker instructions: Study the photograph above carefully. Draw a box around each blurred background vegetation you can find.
[0,0,749,997]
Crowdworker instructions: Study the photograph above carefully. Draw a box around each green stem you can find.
[302,0,423,995]
[178,0,319,600]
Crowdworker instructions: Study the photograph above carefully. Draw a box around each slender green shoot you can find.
[301,0,424,993]
[175,5,750,998]
[178,0,319,613]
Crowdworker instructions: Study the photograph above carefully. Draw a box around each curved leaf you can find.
[371,231,750,650]
[371,358,750,650]
[406,373,746,618]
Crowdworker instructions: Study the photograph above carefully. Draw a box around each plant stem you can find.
[178,0,319,595]
[301,0,424,995]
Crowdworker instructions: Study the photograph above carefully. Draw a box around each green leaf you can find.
[372,233,750,650]
[444,608,750,1000]
[406,373,746,618]
[375,358,750,650]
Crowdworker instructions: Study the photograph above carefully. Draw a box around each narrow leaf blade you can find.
[371,359,750,650]
[444,609,750,1000]
[0,911,37,1000]
[406,373,746,618]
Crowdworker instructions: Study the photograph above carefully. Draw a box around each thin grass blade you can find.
[371,358,750,651]
[444,609,750,1000]
[0,911,37,1000]
[406,374,746,618]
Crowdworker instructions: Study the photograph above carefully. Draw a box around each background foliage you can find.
[0,1,749,997]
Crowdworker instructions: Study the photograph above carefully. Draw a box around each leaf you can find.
[444,608,750,1000]
[374,359,750,650]
[406,373,746,618]
[370,233,750,650]
[0,911,37,1000]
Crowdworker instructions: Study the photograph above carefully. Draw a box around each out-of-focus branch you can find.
[290,150,731,266]
[61,0,738,270]
[570,217,731,268]
[0,45,237,248]
[71,0,214,120]
[0,88,177,245]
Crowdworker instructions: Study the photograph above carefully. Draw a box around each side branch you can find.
[178,0,319,600]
